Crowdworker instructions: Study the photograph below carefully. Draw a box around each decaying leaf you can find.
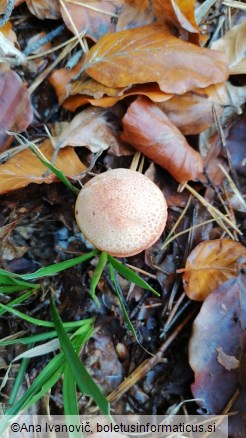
[0,140,86,195]
[189,273,246,438]
[0,69,33,151]
[26,0,61,19]
[53,107,120,153]
[60,0,118,41]
[116,0,154,31]
[121,96,204,182]
[212,21,246,75]
[82,24,228,94]
[183,239,246,301]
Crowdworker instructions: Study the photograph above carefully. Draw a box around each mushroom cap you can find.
[75,168,167,257]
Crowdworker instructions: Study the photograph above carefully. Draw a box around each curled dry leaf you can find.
[60,0,118,41]
[189,273,246,438]
[0,69,33,151]
[212,21,246,75]
[183,239,246,301]
[0,140,86,195]
[54,107,120,153]
[121,96,204,182]
[63,83,172,110]
[153,0,200,42]
[26,0,61,19]
[82,24,228,94]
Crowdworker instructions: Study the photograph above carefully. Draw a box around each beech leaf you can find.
[0,69,33,151]
[54,107,120,153]
[26,0,61,19]
[189,273,246,438]
[82,24,228,94]
[60,0,118,41]
[0,140,86,195]
[121,96,204,182]
[153,0,200,40]
[183,239,246,301]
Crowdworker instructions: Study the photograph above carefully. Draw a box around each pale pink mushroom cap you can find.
[75,168,167,257]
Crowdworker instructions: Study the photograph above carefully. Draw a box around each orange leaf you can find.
[183,239,246,301]
[63,83,172,110]
[0,69,33,152]
[0,140,86,195]
[49,58,85,103]
[83,24,228,94]
[60,0,118,41]
[153,0,200,42]
[121,96,203,182]
[157,91,217,135]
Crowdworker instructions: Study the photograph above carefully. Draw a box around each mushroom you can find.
[75,168,167,257]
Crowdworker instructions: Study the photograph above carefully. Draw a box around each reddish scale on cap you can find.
[75,168,167,257]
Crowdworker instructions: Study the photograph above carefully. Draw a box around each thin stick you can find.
[219,164,246,210]
[125,264,157,280]
[26,33,85,60]
[182,183,242,236]
[161,196,192,250]
[60,0,88,53]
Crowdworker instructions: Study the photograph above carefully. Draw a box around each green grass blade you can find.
[0,290,35,317]
[63,366,79,415]
[9,132,80,196]
[109,262,137,338]
[21,251,98,280]
[50,294,110,415]
[0,318,94,346]
[4,354,65,417]
[90,252,108,307]
[0,251,98,281]
[108,255,159,296]
[9,344,34,406]
[0,303,94,329]
[0,285,37,294]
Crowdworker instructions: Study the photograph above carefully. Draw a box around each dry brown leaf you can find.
[82,24,228,94]
[63,82,172,110]
[212,21,246,75]
[116,0,154,31]
[49,58,85,103]
[121,96,204,182]
[0,69,33,151]
[158,92,215,135]
[0,140,86,195]
[69,76,127,99]
[153,0,200,42]
[54,107,120,153]
[26,0,61,19]
[183,239,246,301]
[189,273,246,438]
[60,0,118,41]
